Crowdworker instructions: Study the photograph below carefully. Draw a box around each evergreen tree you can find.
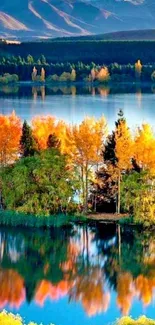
[92,110,125,212]
[104,109,124,165]
[20,121,38,157]
[47,134,61,150]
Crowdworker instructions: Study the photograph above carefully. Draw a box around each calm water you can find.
[0,84,155,130]
[0,223,155,325]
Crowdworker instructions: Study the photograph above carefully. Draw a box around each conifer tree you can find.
[20,121,38,157]
[47,134,61,150]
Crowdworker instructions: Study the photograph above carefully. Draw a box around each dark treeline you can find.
[0,54,155,82]
[1,40,155,64]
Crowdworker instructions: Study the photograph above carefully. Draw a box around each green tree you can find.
[40,55,46,65]
[27,55,34,65]
[121,171,155,226]
[1,149,76,215]
[20,121,38,157]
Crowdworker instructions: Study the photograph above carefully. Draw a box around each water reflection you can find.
[0,224,155,323]
[0,84,155,98]
[1,84,155,132]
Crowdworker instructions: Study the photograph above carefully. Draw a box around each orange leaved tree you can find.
[32,116,56,150]
[134,124,155,172]
[0,111,22,166]
[115,118,133,213]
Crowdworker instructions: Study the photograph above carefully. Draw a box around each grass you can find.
[0,310,54,324]
[115,316,155,325]
[0,210,88,228]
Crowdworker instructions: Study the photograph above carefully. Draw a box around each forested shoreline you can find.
[0,110,155,227]
[1,41,155,83]
[0,56,155,84]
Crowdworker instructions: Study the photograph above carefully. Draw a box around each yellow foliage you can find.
[135,59,142,79]
[96,67,110,83]
[115,120,133,171]
[0,310,55,325]
[31,66,37,81]
[134,124,155,171]
[67,116,107,166]
[41,67,45,82]
[117,272,133,316]
[116,315,155,325]
[70,69,76,82]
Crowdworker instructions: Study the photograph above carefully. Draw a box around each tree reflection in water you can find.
[0,223,155,317]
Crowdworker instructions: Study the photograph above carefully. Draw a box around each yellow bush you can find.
[116,315,155,325]
[0,310,54,325]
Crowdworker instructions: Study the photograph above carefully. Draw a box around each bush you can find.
[0,310,54,325]
[116,316,155,325]
[0,73,19,84]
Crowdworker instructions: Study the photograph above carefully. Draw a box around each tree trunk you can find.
[81,166,85,207]
[118,224,121,264]
[84,164,88,213]
[117,169,121,214]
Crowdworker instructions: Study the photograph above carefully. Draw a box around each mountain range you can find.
[1,0,155,39]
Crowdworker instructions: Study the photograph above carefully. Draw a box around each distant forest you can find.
[1,40,155,83]
[1,40,155,65]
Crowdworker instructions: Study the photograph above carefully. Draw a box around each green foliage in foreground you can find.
[0,210,87,228]
[0,310,54,324]
[116,316,155,325]
[1,148,79,215]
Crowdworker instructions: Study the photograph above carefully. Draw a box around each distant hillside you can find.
[50,29,155,42]
[1,40,155,65]
[98,29,155,41]
[1,0,155,39]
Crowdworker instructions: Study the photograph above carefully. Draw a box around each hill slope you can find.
[1,0,155,39]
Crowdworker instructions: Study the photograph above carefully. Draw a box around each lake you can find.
[0,83,155,131]
[0,223,154,325]
[1,83,155,325]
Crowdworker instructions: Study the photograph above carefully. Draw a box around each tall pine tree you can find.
[20,121,38,157]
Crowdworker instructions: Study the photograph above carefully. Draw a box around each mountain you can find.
[1,0,155,39]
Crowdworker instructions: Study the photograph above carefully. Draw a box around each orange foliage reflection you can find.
[69,268,110,317]
[0,269,25,308]
[35,279,72,306]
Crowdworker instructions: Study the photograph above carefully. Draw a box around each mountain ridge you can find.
[1,0,155,39]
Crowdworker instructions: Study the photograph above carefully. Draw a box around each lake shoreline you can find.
[1,80,155,87]
[87,212,128,223]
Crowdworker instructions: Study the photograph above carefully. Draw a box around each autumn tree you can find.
[66,116,107,212]
[20,121,38,158]
[115,116,133,213]
[32,116,68,153]
[41,67,45,82]
[135,59,142,80]
[134,124,155,171]
[96,67,110,83]
[90,68,96,82]
[70,68,76,82]
[32,116,56,150]
[0,111,22,166]
[31,66,37,81]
